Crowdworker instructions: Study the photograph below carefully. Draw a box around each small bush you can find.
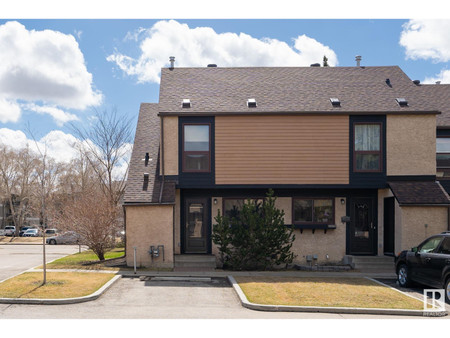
[212,190,295,270]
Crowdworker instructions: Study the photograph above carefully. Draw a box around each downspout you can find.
[159,116,165,203]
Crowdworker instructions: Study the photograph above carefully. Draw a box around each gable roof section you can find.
[124,103,175,205]
[159,66,439,115]
[419,84,450,127]
[388,181,450,206]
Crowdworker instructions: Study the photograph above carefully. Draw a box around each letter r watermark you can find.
[423,289,446,313]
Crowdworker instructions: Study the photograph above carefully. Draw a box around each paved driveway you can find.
[1,276,449,319]
[0,244,82,282]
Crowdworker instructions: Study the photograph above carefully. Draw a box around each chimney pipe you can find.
[355,55,362,67]
[169,56,175,69]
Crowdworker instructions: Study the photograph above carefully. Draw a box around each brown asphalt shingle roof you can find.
[418,84,450,127]
[159,66,440,114]
[388,181,450,205]
[123,103,175,204]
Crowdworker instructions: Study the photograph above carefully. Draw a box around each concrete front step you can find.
[174,255,217,269]
[343,255,395,271]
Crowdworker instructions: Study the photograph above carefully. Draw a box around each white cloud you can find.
[107,20,338,83]
[24,103,79,126]
[0,97,21,123]
[423,69,450,84]
[0,21,102,117]
[400,20,450,62]
[0,128,133,179]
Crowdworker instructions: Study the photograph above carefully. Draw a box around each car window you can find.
[437,237,450,255]
[418,237,443,253]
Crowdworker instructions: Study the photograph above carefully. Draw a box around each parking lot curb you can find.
[0,274,121,305]
[227,276,448,317]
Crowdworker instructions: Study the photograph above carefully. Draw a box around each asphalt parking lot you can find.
[0,275,449,319]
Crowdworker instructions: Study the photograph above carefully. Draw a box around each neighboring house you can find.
[123,61,450,269]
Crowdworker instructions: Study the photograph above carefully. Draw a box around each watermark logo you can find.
[423,289,446,316]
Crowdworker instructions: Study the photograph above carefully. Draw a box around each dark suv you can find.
[395,231,450,302]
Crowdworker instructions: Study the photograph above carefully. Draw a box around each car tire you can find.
[49,239,56,245]
[445,277,450,303]
[397,264,412,288]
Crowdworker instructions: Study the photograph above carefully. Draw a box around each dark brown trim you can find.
[181,123,211,173]
[353,122,383,173]
[292,197,335,226]
[159,110,441,117]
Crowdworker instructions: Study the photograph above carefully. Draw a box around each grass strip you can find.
[235,276,424,310]
[46,248,124,270]
[0,272,114,299]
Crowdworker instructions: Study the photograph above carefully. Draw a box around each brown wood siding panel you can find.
[215,115,349,184]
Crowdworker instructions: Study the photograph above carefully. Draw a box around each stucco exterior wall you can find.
[210,196,347,265]
[386,114,436,176]
[377,188,394,256]
[398,206,448,251]
[125,205,174,268]
[161,116,178,176]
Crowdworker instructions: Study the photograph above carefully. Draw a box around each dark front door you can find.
[383,197,395,256]
[184,198,209,253]
[349,197,377,255]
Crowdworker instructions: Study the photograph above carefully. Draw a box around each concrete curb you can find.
[227,276,448,317]
[0,274,121,305]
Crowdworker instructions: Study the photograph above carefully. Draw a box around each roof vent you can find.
[330,98,341,107]
[247,98,257,108]
[310,63,321,67]
[436,81,441,85]
[396,98,408,107]
[207,64,217,67]
[355,55,362,67]
[182,99,191,108]
[169,56,175,69]
[385,78,392,87]
[413,80,421,85]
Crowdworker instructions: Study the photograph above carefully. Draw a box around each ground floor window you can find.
[223,198,263,219]
[293,198,334,225]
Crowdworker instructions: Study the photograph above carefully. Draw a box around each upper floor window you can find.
[183,124,210,172]
[354,123,382,172]
[293,198,334,225]
[436,137,450,168]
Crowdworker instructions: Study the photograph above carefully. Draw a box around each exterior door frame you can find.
[181,195,212,254]
[383,197,395,256]
[347,196,377,255]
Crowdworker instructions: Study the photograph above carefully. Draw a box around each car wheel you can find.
[397,264,411,288]
[445,277,450,303]
[49,239,56,245]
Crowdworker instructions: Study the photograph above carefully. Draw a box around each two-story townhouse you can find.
[123,62,450,269]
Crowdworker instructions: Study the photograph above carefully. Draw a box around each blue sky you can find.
[1,4,450,166]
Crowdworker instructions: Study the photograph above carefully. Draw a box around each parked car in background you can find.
[44,229,58,237]
[4,226,16,236]
[23,228,40,237]
[46,231,80,245]
[19,226,33,237]
[395,231,450,302]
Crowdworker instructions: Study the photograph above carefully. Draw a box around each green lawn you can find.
[45,247,125,270]
[0,272,115,299]
[235,276,424,310]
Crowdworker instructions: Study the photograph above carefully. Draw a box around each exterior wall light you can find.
[340,198,345,205]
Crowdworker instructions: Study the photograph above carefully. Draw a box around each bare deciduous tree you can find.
[0,144,38,235]
[53,187,115,261]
